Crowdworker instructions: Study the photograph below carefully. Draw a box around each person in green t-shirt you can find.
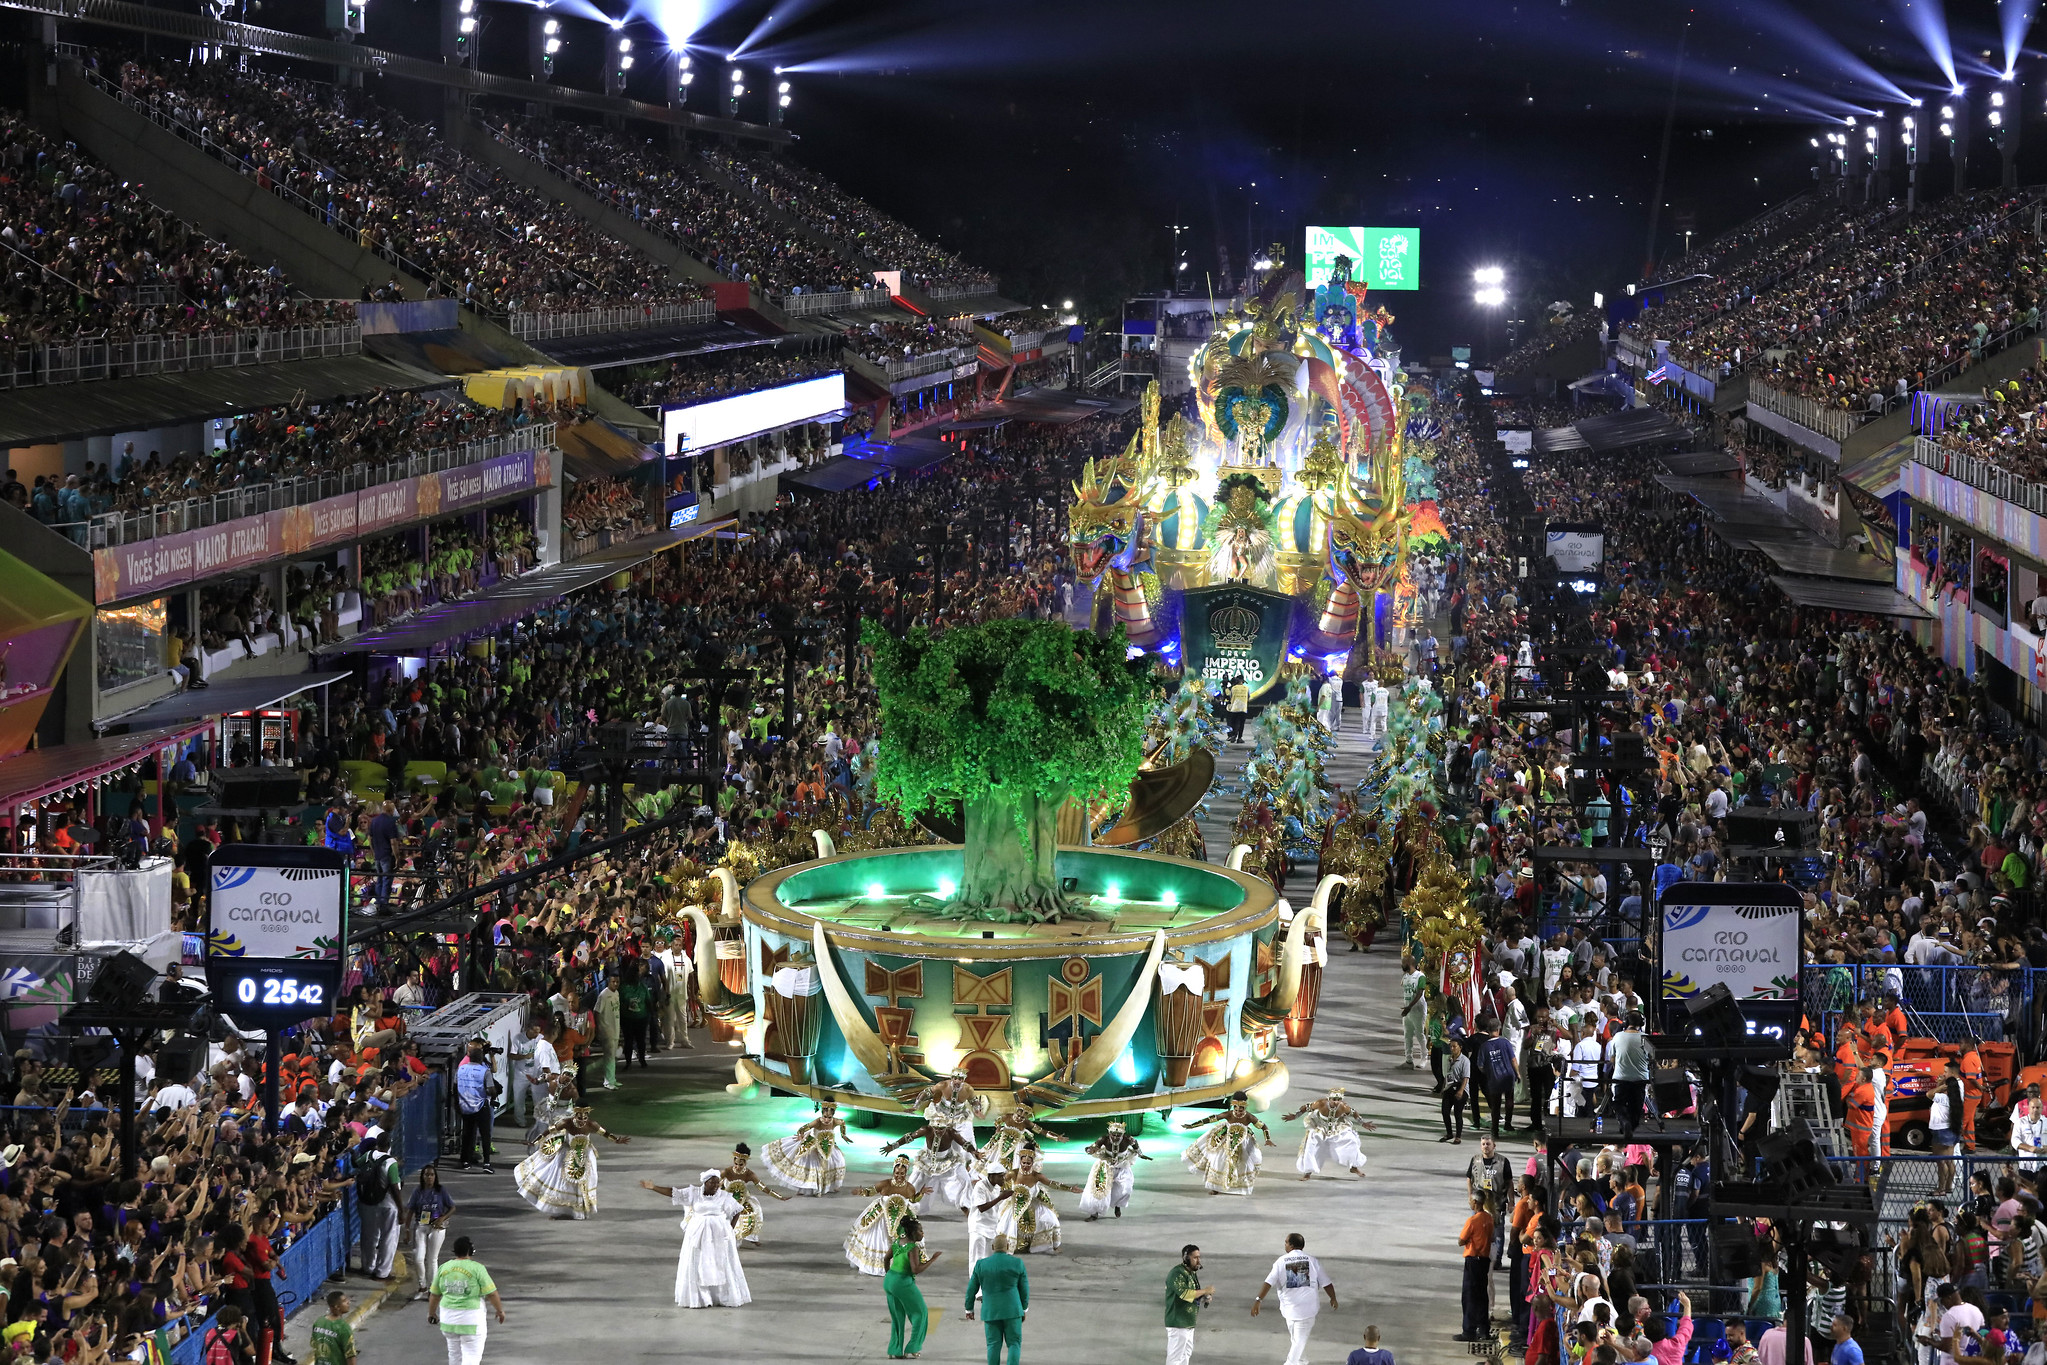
[1165,1244,1212,1363]
[618,968,651,1070]
[429,1238,504,1365]
[309,1292,355,1365]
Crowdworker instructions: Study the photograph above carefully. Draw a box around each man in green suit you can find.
[965,1233,1029,1365]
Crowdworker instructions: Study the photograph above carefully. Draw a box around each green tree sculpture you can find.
[864,618,1151,922]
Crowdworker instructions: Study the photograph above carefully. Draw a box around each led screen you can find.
[662,373,846,454]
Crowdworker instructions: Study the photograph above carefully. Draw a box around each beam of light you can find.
[1894,0,1958,90]
[2004,0,2040,75]
[1721,0,1910,105]
[625,0,717,48]
[729,0,835,59]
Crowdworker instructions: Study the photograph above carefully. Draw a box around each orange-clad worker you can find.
[1879,993,1909,1044]
[1842,1066,1877,1158]
[1960,1039,1985,1149]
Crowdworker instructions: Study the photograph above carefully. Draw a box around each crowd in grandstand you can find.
[698,148,994,293]
[110,61,704,317]
[1494,310,1604,377]
[0,111,352,352]
[609,347,840,409]
[838,319,962,366]
[1931,369,2047,487]
[24,389,568,544]
[507,121,878,297]
[1631,191,2042,423]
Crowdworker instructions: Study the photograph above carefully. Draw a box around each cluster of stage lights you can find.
[1812,78,2039,155]
[856,880,1179,907]
[1473,265,1505,308]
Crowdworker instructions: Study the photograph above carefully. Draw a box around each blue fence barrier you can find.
[394,1072,443,1173]
[168,1193,357,1365]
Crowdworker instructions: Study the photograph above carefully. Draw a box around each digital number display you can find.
[233,977,325,1008]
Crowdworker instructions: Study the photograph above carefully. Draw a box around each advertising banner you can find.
[1181,583,1294,702]
[1657,880,1802,1045]
[1544,524,1605,573]
[93,451,552,604]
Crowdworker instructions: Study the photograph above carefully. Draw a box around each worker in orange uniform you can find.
[1842,1067,1877,1160]
[1857,1003,1894,1063]
[1879,991,1909,1044]
[1960,1038,1985,1152]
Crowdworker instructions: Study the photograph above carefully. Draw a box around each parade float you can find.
[1069,251,1430,703]
[701,618,1330,1124]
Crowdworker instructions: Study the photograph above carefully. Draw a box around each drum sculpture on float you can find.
[1067,247,1419,699]
[698,616,1330,1122]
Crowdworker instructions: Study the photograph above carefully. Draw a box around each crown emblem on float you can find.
[1209,603,1260,650]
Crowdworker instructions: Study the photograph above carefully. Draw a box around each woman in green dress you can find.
[885,1216,940,1359]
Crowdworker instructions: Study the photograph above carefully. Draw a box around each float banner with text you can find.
[1181,583,1295,703]
[1304,226,1422,290]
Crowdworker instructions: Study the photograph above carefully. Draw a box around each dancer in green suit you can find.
[964,1233,1030,1365]
[884,1217,940,1359]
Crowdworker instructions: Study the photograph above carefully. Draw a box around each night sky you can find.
[361,0,2039,356]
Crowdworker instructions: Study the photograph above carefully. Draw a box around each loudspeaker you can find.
[157,1034,204,1086]
[1651,1057,1691,1115]
[208,769,304,809]
[84,950,158,1011]
[1723,808,1815,850]
[1711,1222,1760,1279]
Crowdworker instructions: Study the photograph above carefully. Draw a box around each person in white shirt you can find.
[2013,1093,2047,1171]
[1934,1281,1983,1365]
[150,1080,199,1112]
[523,1018,561,1122]
[1568,1023,1604,1117]
[1251,1232,1337,1365]
[1704,785,1730,821]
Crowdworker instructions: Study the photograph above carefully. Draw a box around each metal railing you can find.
[780,289,891,317]
[922,283,995,302]
[85,424,555,550]
[1,321,360,390]
[1748,379,1866,444]
[508,300,716,341]
[1913,433,2047,517]
[883,347,974,381]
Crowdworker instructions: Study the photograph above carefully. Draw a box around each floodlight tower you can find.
[440,0,478,68]
[1868,114,1891,204]
[727,64,744,119]
[1940,90,1969,195]
[1992,79,2020,190]
[1844,118,1868,191]
[609,34,633,98]
[1901,114,1920,212]
[771,71,790,127]
[531,10,564,86]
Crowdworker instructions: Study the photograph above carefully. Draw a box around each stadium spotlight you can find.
[1993,90,2006,108]
[1941,122,1953,137]
[770,76,791,124]
[1940,104,1954,118]
[1474,286,1506,307]
[1473,265,1505,286]
[728,64,744,117]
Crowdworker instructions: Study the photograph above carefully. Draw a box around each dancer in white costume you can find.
[642,1173,751,1308]
[760,1099,852,1196]
[979,1109,1051,1173]
[1181,1093,1270,1195]
[1077,1119,1151,1220]
[514,1107,630,1220]
[976,1145,1078,1254]
[1280,1087,1376,1179]
[907,1071,987,1151]
[718,1143,790,1245]
[843,1156,931,1276]
[879,1121,985,1215]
